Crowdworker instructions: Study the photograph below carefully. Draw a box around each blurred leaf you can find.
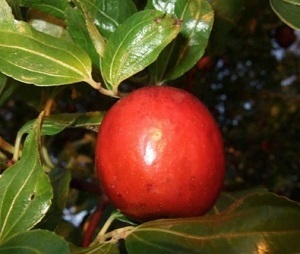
[101,9,181,92]
[75,0,137,40]
[125,193,300,254]
[0,77,21,107]
[0,114,52,242]
[212,0,245,22]
[270,0,300,29]
[19,0,69,19]
[0,1,95,87]
[147,0,214,82]
[282,0,300,5]
[209,0,245,55]
[0,0,15,24]
[0,230,70,254]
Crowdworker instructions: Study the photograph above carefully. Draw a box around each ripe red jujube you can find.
[96,86,225,221]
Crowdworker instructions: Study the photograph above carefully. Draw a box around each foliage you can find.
[0,0,299,253]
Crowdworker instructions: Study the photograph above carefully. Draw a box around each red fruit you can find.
[196,56,215,71]
[275,26,296,48]
[96,86,225,221]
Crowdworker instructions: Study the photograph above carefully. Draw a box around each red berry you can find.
[96,86,225,221]
[275,26,296,48]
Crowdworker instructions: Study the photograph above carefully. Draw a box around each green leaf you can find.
[0,230,70,254]
[125,193,300,254]
[0,114,52,242]
[147,0,214,82]
[209,187,269,214]
[38,168,71,231]
[270,0,300,29]
[0,1,96,88]
[282,0,300,5]
[72,0,107,58]
[65,6,101,68]
[101,9,181,92]
[19,0,69,19]
[18,112,105,137]
[77,0,137,40]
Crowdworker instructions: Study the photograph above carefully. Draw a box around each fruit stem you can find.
[86,78,120,98]
[91,226,136,245]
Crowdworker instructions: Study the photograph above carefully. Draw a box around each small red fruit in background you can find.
[197,56,215,71]
[96,86,225,221]
[274,25,296,48]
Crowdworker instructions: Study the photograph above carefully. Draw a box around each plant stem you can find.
[0,137,16,155]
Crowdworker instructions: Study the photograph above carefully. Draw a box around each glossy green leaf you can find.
[76,0,137,40]
[0,230,70,253]
[0,1,96,88]
[72,0,107,58]
[147,0,214,82]
[0,115,52,242]
[270,0,300,29]
[101,9,181,92]
[65,6,100,68]
[125,193,300,254]
[19,0,68,19]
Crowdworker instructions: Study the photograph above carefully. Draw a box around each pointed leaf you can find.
[0,115,52,242]
[147,0,214,82]
[270,0,300,29]
[0,230,70,254]
[101,9,181,92]
[0,1,95,87]
[125,193,300,254]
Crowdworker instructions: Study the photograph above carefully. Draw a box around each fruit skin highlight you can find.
[96,86,225,221]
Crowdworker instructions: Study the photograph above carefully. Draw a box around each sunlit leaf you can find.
[270,0,300,29]
[147,0,214,82]
[126,193,300,254]
[0,230,70,253]
[101,9,181,92]
[0,114,52,241]
[0,1,96,88]
[76,0,137,40]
